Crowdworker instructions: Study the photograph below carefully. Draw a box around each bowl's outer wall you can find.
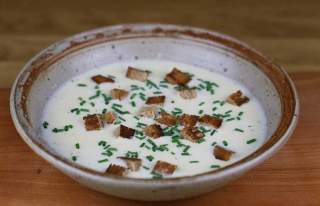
[10,24,299,201]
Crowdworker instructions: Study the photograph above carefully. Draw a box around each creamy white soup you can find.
[41,60,267,179]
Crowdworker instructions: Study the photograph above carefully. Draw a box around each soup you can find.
[41,60,267,179]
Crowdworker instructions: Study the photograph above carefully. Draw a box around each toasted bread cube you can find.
[179,114,199,127]
[91,75,115,84]
[145,96,166,105]
[105,164,127,176]
[179,88,197,99]
[213,145,235,161]
[139,106,158,118]
[227,90,249,106]
[181,127,204,142]
[126,66,149,82]
[156,112,177,126]
[165,68,191,85]
[110,88,129,100]
[199,115,223,128]
[119,125,135,139]
[143,124,163,139]
[153,160,177,175]
[118,157,142,171]
[83,114,104,131]
[102,112,117,124]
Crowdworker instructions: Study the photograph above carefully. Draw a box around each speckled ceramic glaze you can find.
[10,24,299,201]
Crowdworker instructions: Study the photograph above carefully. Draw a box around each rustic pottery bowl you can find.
[10,24,299,201]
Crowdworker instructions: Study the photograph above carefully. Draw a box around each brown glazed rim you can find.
[12,23,298,182]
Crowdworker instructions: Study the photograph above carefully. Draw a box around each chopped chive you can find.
[126,151,139,158]
[146,79,160,90]
[213,100,220,104]
[199,102,205,106]
[211,141,217,146]
[151,172,163,179]
[80,108,89,112]
[118,116,126,122]
[210,164,220,169]
[198,110,204,115]
[210,130,217,135]
[237,117,241,120]
[153,91,162,95]
[234,128,244,133]
[52,128,65,133]
[247,138,257,144]
[79,100,86,106]
[238,111,244,116]
[130,93,137,100]
[71,156,77,161]
[90,102,95,107]
[102,108,107,114]
[134,116,140,120]
[159,84,169,88]
[183,145,190,153]
[225,110,232,114]
[222,140,228,146]
[220,101,225,106]
[112,103,122,108]
[89,90,101,100]
[146,155,154,162]
[77,83,87,87]
[143,166,150,170]
[98,158,108,163]
[139,143,145,148]
[190,160,199,163]
[181,152,191,156]
[98,141,107,146]
[75,143,80,149]
[101,94,112,105]
[42,121,49,129]
[130,101,136,107]
[212,107,218,111]
[226,118,235,122]
[112,106,130,115]
[197,138,205,144]
[94,85,99,89]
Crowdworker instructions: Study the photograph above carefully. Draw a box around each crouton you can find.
[91,75,115,84]
[139,106,158,118]
[179,88,197,99]
[145,96,166,105]
[179,114,199,127]
[102,112,117,124]
[110,88,129,100]
[227,90,249,106]
[180,127,204,142]
[126,66,149,82]
[118,157,142,171]
[143,124,163,138]
[119,125,135,139]
[152,160,177,175]
[105,164,127,176]
[165,68,191,85]
[83,114,104,131]
[156,112,177,126]
[199,115,223,128]
[213,145,235,161]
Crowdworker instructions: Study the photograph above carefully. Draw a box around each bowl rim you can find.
[10,23,299,184]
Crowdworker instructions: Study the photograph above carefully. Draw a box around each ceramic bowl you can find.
[10,24,299,201]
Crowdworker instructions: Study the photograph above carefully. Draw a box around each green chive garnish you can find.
[247,138,257,144]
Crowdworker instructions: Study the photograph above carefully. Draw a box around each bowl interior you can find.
[12,24,295,178]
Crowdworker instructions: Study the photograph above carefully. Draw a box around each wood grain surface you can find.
[0,72,319,206]
[0,0,320,88]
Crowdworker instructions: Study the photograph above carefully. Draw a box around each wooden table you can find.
[0,72,319,205]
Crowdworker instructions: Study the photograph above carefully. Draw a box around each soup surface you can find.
[41,60,267,178]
